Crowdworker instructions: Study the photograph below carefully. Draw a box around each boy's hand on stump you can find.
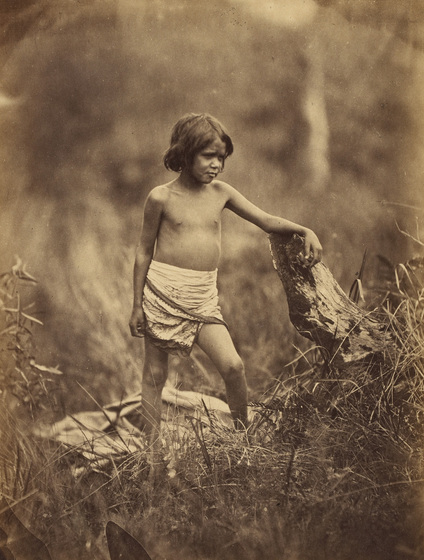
[129,307,146,337]
[302,229,323,267]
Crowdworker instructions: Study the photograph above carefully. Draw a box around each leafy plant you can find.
[0,258,62,416]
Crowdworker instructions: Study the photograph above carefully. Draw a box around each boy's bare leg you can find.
[142,338,168,455]
[196,323,248,429]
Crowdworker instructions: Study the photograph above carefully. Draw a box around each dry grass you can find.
[1,250,424,559]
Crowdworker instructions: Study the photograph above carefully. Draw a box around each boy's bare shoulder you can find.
[212,179,238,198]
[146,182,175,204]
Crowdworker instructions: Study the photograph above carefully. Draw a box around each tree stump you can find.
[268,233,395,369]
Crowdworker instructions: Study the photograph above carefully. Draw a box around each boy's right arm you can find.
[129,189,164,337]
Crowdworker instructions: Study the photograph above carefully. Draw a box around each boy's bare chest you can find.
[163,191,226,228]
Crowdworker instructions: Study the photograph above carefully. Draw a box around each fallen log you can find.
[268,233,395,369]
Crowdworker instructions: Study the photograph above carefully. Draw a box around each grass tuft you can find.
[1,252,424,559]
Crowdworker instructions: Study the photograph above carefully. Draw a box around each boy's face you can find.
[189,136,227,184]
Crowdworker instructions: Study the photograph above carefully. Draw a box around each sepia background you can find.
[1,1,424,559]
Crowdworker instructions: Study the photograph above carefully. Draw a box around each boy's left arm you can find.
[223,182,322,266]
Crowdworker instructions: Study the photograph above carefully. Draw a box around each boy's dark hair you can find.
[163,113,234,172]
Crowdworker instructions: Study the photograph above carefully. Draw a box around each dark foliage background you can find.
[0,0,423,409]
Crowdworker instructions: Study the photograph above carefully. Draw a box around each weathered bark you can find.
[269,233,395,369]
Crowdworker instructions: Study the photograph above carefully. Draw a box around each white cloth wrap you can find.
[142,260,225,355]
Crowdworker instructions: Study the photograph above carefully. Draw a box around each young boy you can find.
[129,113,322,446]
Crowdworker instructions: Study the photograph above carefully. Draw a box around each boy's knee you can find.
[221,356,245,382]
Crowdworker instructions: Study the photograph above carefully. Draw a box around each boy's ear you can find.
[106,521,152,560]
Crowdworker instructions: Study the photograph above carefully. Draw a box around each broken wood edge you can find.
[268,232,396,370]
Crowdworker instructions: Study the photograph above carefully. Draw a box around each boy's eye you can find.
[204,153,224,162]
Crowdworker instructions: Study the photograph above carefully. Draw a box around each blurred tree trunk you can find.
[301,25,330,191]
[269,233,395,369]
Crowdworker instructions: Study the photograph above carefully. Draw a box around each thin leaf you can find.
[21,312,44,325]
[29,360,63,375]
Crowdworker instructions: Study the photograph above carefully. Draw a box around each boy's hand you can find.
[302,229,323,267]
[129,306,146,338]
